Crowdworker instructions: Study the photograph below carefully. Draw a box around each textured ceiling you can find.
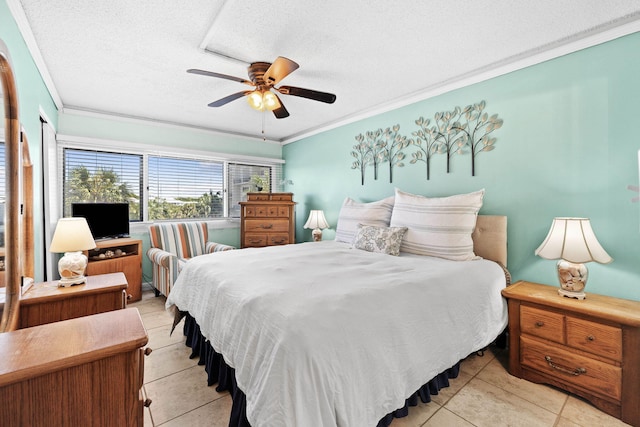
[14,0,640,143]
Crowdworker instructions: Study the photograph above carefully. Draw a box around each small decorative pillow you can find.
[390,188,485,261]
[335,196,395,243]
[352,224,408,256]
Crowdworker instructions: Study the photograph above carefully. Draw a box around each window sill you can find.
[130,218,240,235]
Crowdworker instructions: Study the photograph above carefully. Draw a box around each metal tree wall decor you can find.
[351,125,410,185]
[351,101,503,184]
[452,101,503,176]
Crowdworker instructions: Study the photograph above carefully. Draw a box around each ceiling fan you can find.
[187,56,336,119]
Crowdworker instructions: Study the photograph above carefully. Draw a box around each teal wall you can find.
[284,32,640,301]
[1,0,59,282]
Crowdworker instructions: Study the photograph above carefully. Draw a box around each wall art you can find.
[351,101,503,184]
[351,125,410,185]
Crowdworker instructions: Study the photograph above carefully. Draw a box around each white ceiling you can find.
[12,0,640,143]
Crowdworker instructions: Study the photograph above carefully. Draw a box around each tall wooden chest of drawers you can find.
[502,281,640,426]
[239,193,296,248]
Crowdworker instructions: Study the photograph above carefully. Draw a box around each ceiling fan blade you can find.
[264,57,299,86]
[272,94,289,119]
[277,86,336,104]
[187,69,253,86]
[208,91,252,107]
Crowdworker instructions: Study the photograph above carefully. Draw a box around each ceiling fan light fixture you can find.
[247,90,264,111]
[263,90,280,111]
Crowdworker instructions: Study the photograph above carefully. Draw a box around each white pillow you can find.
[352,224,408,256]
[390,188,485,261]
[334,196,395,243]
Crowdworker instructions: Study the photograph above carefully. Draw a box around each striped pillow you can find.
[390,189,485,261]
[335,196,395,243]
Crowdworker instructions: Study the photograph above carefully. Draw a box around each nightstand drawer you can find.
[521,336,622,401]
[521,305,564,344]
[566,317,622,362]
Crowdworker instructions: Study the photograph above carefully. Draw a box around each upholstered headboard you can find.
[472,215,507,267]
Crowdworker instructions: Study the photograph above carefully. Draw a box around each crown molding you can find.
[61,107,281,145]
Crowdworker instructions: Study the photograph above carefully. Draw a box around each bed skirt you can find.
[182,313,460,426]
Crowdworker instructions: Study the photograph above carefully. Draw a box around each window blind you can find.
[61,148,143,220]
[227,163,274,218]
[148,155,224,220]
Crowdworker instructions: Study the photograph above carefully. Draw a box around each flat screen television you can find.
[71,203,130,240]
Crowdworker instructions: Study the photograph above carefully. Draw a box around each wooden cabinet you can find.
[18,272,127,328]
[502,281,640,426]
[85,238,142,302]
[239,193,296,248]
[0,308,149,426]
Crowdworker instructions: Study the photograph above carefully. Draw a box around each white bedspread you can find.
[166,241,508,427]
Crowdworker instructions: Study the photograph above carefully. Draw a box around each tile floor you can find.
[131,284,631,427]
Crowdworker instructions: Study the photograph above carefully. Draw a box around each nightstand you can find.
[18,272,128,328]
[502,281,640,426]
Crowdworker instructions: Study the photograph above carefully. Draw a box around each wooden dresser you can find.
[239,193,296,248]
[18,272,128,328]
[502,281,640,426]
[0,308,150,426]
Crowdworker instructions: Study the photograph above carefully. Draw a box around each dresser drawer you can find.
[520,305,564,344]
[566,317,622,362]
[245,219,290,233]
[243,233,267,247]
[521,336,622,401]
[268,234,290,246]
[243,233,290,247]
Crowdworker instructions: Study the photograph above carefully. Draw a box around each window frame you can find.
[54,134,284,229]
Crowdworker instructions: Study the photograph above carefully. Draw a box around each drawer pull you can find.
[144,347,153,356]
[144,398,152,407]
[544,356,587,376]
[260,224,273,229]
[587,335,595,341]
[535,321,544,327]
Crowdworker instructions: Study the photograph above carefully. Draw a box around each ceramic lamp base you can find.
[556,259,588,300]
[312,228,323,242]
[58,276,87,287]
[558,288,586,300]
[57,251,88,287]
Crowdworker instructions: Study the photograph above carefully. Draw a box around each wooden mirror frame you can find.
[0,38,22,332]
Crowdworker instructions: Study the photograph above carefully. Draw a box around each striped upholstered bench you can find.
[147,222,234,297]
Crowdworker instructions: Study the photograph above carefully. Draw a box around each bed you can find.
[166,190,509,427]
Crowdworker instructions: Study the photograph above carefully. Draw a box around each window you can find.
[228,163,272,218]
[61,148,143,220]
[58,143,282,222]
[148,155,224,220]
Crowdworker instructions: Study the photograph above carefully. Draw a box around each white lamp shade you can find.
[50,217,97,253]
[304,210,330,230]
[535,217,612,264]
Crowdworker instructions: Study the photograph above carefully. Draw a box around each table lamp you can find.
[50,217,97,287]
[304,210,330,242]
[535,217,612,299]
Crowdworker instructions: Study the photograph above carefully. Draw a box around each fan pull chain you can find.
[262,110,266,141]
